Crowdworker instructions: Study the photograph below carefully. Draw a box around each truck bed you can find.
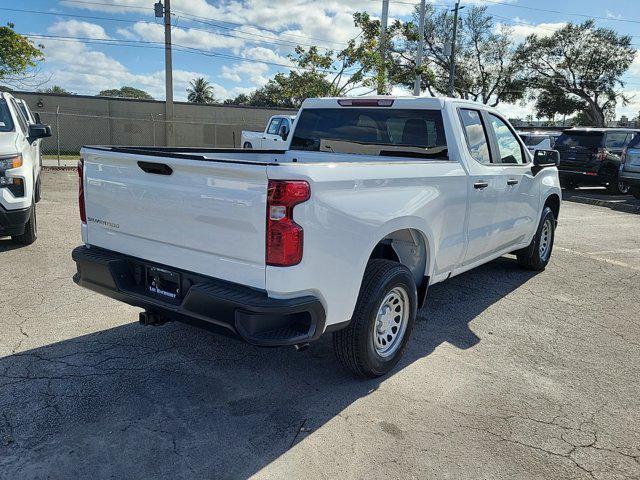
[80,145,279,289]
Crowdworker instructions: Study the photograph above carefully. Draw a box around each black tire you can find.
[243,142,253,149]
[333,259,417,378]
[516,206,555,271]
[606,175,630,195]
[631,186,640,201]
[12,199,37,246]
[35,175,42,203]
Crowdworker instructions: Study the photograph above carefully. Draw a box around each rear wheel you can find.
[631,186,640,200]
[333,259,417,378]
[607,175,630,195]
[516,206,555,271]
[12,199,37,246]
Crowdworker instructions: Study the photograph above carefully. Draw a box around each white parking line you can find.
[555,246,640,271]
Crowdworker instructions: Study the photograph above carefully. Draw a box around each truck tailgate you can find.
[81,148,269,289]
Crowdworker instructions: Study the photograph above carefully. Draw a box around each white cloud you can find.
[499,19,566,43]
[48,19,112,40]
[221,62,269,85]
[124,21,245,51]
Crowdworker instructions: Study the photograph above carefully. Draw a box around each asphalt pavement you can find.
[1,170,638,479]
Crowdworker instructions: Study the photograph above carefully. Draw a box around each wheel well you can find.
[544,194,560,221]
[369,227,428,281]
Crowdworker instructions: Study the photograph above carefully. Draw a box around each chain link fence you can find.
[37,110,267,166]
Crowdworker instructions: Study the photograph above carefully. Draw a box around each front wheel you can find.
[243,142,253,149]
[12,199,37,246]
[333,260,417,378]
[516,206,555,271]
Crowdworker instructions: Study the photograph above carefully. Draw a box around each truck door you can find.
[458,108,505,266]
[263,117,283,147]
[485,113,538,250]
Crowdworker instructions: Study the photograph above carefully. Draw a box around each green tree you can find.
[384,5,524,105]
[223,93,250,105]
[98,86,153,100]
[515,21,636,127]
[40,85,74,95]
[534,86,586,121]
[0,23,44,88]
[187,78,216,104]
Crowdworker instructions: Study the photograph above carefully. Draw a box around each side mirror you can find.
[279,124,289,141]
[533,149,560,167]
[28,123,52,143]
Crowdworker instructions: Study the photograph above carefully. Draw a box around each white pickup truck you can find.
[72,96,561,377]
[0,92,51,245]
[241,114,295,149]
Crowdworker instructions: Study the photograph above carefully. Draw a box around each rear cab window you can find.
[290,108,448,159]
[0,99,15,132]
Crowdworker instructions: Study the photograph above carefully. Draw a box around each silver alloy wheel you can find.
[619,181,630,195]
[373,286,410,358]
[539,217,552,261]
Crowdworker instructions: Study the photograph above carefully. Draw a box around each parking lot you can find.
[0,169,639,479]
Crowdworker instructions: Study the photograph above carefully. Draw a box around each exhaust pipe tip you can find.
[294,342,310,352]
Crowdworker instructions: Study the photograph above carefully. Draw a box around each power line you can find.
[1,7,339,52]
[474,0,640,25]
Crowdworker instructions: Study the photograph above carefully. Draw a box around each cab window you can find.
[459,109,491,164]
[488,114,525,164]
[267,118,282,135]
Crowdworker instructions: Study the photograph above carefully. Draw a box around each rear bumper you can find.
[72,246,326,346]
[620,170,640,187]
[0,204,30,236]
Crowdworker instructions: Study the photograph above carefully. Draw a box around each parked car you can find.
[241,115,296,149]
[555,127,640,194]
[72,96,561,378]
[0,92,51,245]
[517,130,561,154]
[620,133,640,200]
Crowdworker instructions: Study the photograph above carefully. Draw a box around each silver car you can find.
[620,134,640,199]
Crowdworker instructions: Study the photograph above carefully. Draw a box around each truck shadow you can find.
[0,257,536,479]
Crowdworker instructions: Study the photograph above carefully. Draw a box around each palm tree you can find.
[187,77,216,104]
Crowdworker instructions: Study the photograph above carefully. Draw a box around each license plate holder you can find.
[146,266,181,302]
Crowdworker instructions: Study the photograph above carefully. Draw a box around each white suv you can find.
[0,92,51,245]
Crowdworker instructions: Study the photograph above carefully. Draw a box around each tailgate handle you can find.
[137,161,173,176]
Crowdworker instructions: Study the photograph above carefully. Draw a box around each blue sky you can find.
[4,0,640,118]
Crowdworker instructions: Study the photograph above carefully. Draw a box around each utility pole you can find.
[447,0,462,98]
[157,0,174,146]
[413,0,427,96]
[378,0,390,95]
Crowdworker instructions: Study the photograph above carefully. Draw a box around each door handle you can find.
[474,181,489,190]
[507,179,519,186]
[137,161,173,176]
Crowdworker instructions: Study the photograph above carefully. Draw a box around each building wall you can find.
[13,91,296,153]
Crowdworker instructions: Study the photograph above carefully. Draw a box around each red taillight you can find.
[596,148,607,161]
[78,158,86,224]
[266,180,310,266]
[621,147,628,165]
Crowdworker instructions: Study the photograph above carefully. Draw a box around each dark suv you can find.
[555,128,640,194]
[620,134,640,200]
